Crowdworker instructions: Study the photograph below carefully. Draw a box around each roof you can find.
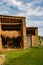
[26,27,38,29]
[0,14,26,19]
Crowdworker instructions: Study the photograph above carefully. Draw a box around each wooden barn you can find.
[0,15,38,50]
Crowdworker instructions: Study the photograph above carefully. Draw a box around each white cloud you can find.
[0,10,8,14]
[0,0,43,26]
[3,0,23,7]
[0,0,43,36]
[26,6,43,16]
[1,0,43,16]
[26,20,43,27]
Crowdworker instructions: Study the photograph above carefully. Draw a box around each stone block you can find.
[0,55,5,65]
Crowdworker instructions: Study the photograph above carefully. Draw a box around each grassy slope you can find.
[0,47,43,65]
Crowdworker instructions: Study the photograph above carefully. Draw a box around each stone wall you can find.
[32,29,38,47]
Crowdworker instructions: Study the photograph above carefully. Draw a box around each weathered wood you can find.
[0,23,21,25]
[0,15,38,49]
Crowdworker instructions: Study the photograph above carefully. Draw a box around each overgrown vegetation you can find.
[0,47,43,65]
[38,36,43,42]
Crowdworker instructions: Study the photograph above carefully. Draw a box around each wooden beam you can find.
[0,23,21,25]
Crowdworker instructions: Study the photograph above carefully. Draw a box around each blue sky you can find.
[0,0,43,36]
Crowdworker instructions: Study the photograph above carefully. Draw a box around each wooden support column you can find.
[22,18,27,49]
[35,28,38,35]
[32,28,38,47]
[35,28,38,46]
[0,20,3,50]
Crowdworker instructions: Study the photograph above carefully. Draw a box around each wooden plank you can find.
[0,23,21,25]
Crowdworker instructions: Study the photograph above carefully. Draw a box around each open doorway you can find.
[27,36,32,47]
[1,35,22,48]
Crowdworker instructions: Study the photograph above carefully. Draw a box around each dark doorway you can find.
[13,37,21,48]
[1,35,22,48]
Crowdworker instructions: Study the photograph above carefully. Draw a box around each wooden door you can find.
[27,36,32,47]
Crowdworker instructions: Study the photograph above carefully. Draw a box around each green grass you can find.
[0,47,43,65]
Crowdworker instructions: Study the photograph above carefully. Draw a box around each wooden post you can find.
[0,20,3,50]
[22,18,27,49]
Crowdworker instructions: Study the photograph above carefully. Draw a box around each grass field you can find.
[0,47,43,65]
